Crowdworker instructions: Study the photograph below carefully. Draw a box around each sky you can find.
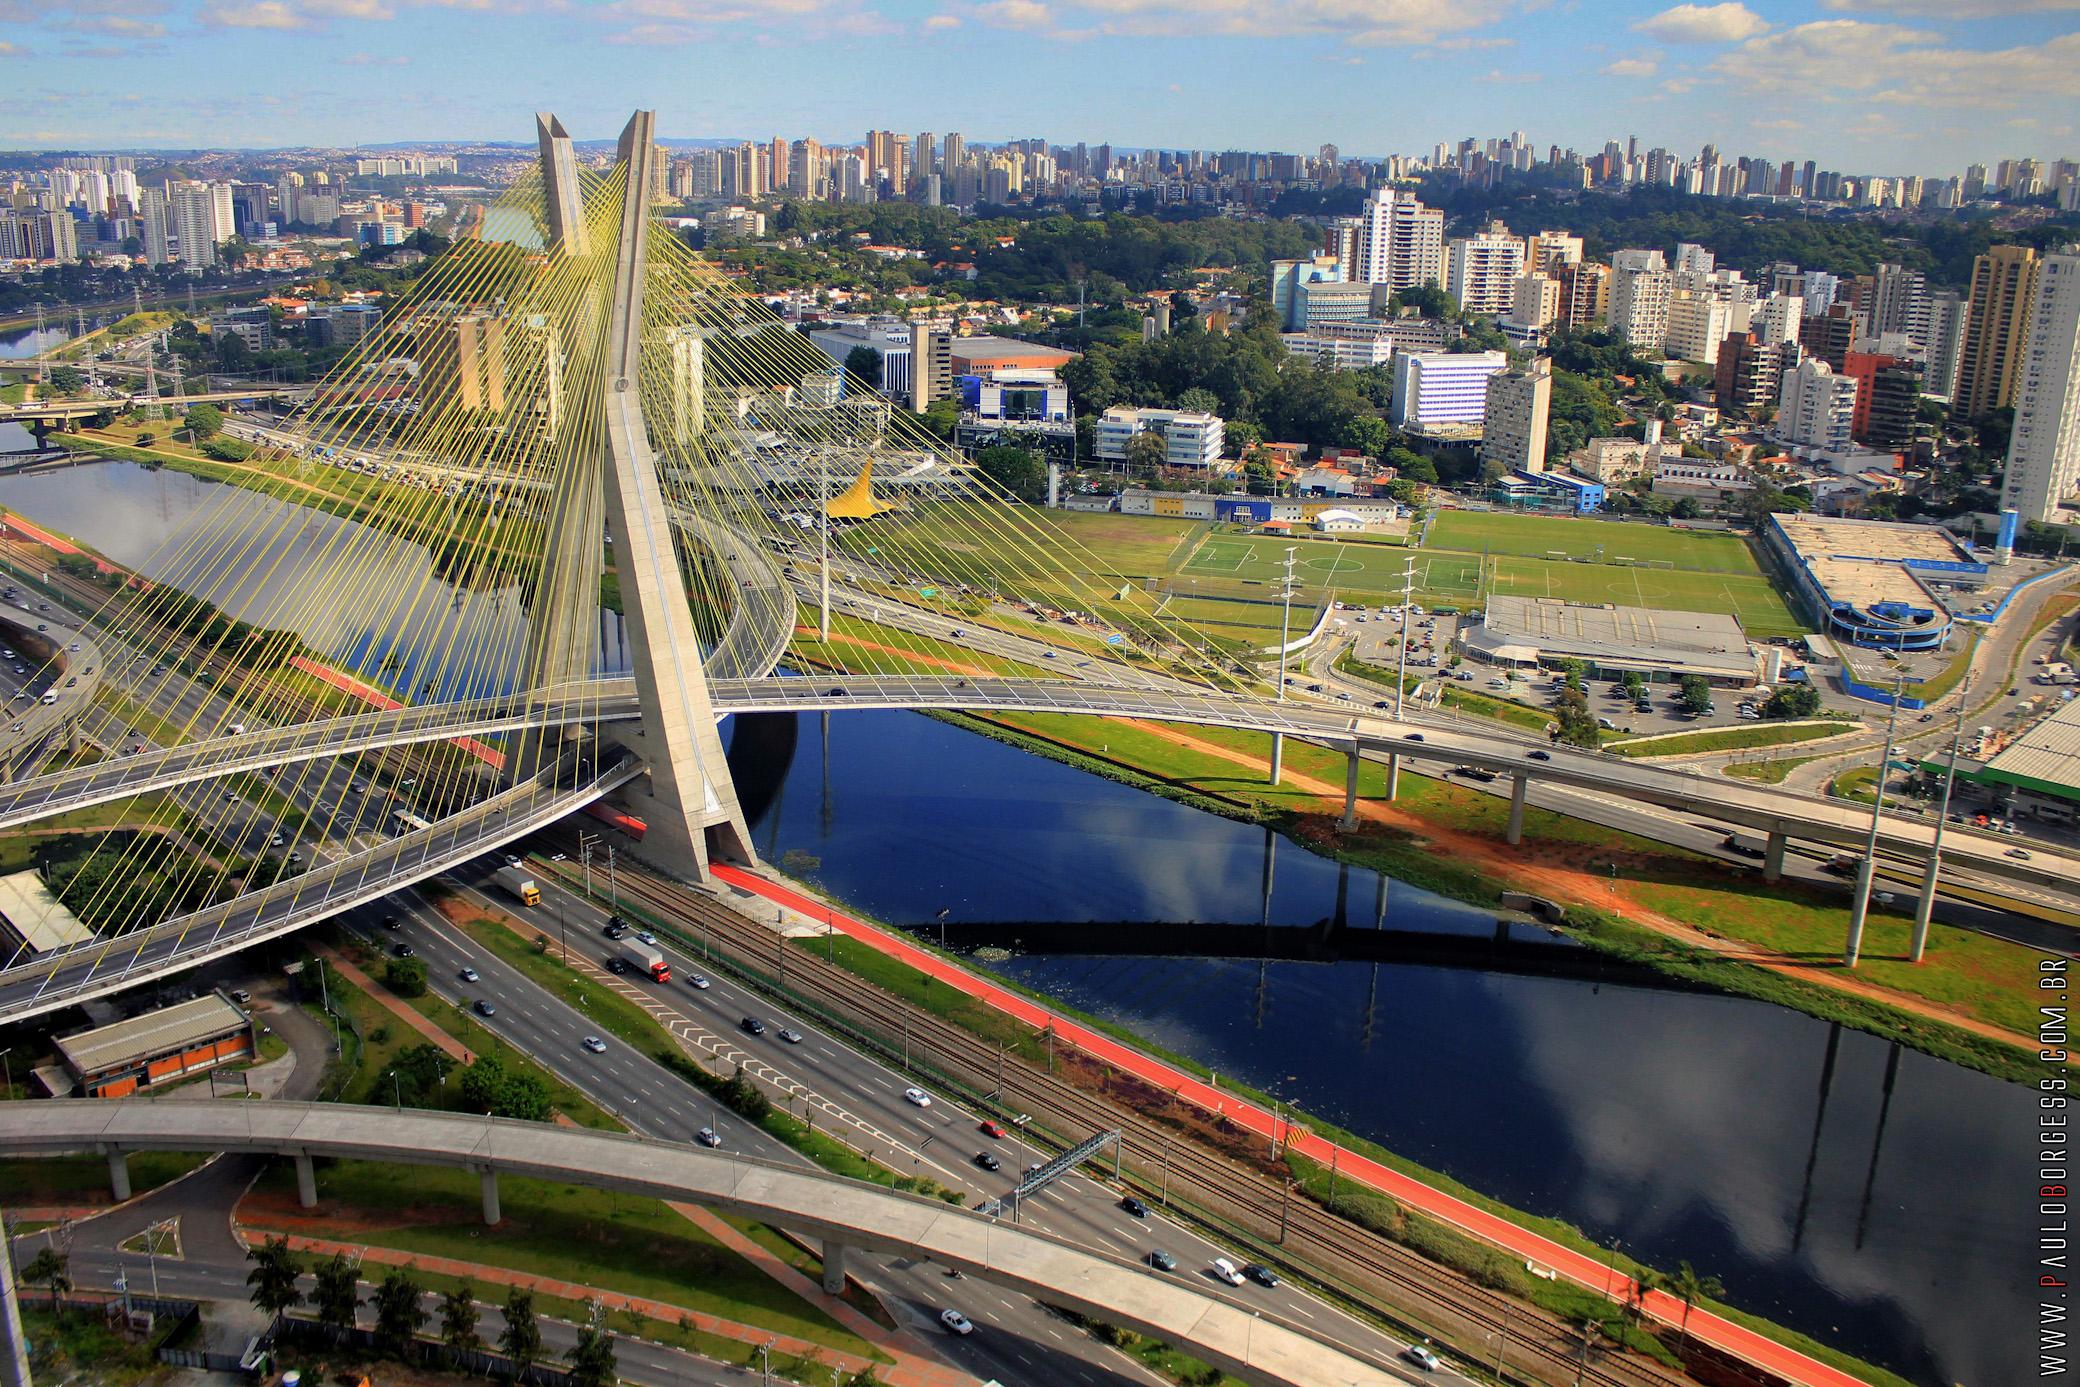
[1,0,2076,172]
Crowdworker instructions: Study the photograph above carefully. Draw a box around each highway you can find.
[323,864,1465,1387]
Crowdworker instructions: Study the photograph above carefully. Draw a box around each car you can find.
[474,1000,496,1017]
[1402,1345,1442,1372]
[1306,683,1324,693]
[1120,1195,1148,1218]
[974,1151,1002,1171]
[979,1120,1006,1138]
[740,1016,766,1035]
[1526,749,1551,761]
[1999,821,2019,836]
[2008,847,2034,860]
[903,1087,932,1107]
[392,943,414,958]
[687,973,712,990]
[605,958,629,974]
[271,832,286,848]
[778,1028,803,1044]
[826,686,850,696]
[1243,1264,1280,1288]
[229,988,252,1005]
[938,1309,973,1336]
[502,852,520,865]
[459,967,480,983]
[695,1127,722,1148]
[1373,699,1393,709]
[67,643,78,653]
[581,1035,606,1053]
[1211,1257,1245,1286]
[635,930,656,945]
[603,922,628,939]
[1040,651,1057,660]
[1403,733,1424,743]
[349,781,366,794]
[383,915,400,929]
[1147,1250,1176,1272]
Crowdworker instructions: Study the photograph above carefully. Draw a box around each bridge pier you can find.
[820,1240,849,1295]
[478,1166,501,1226]
[106,1148,130,1202]
[294,1152,317,1209]
[1268,731,1283,786]
[0,1194,29,1387]
[1505,773,1529,847]
[1763,830,1787,884]
[1384,752,1400,802]
[1336,746,1361,832]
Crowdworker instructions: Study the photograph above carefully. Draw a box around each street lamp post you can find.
[1275,545,1298,701]
[1844,674,1907,967]
[1913,673,1972,963]
[607,845,617,914]
[1389,556,1416,799]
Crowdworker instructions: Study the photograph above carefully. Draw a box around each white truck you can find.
[494,865,541,907]
[620,941,669,983]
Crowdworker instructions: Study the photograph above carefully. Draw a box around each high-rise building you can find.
[2001,248,2080,524]
[1353,187,1443,291]
[1525,230,1582,274]
[1505,272,1560,332]
[1664,291,1734,364]
[167,181,233,269]
[1269,255,1346,330]
[1776,354,1859,453]
[1843,350,1921,450]
[909,322,952,411]
[1610,259,1673,349]
[1921,291,1970,401]
[789,139,823,197]
[418,309,506,414]
[1482,357,1552,473]
[1555,261,1609,330]
[1444,222,1525,315]
[1799,304,1856,372]
[1391,351,1508,429]
[665,325,706,445]
[136,187,169,267]
[1755,292,1802,345]
[1958,245,2041,420]
[1713,331,1789,415]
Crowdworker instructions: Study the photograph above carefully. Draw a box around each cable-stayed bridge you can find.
[0,109,2072,1027]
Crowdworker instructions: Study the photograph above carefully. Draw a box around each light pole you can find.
[1844,673,1906,967]
[607,845,617,915]
[1389,556,1416,799]
[1913,673,1972,963]
[1275,545,1298,701]
[386,1070,401,1111]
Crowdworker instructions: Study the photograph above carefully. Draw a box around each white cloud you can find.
[1633,2,1769,41]
[1602,55,1659,76]
[1823,0,2079,13]
[1714,20,2080,108]
[200,1,306,24]
[976,0,1051,26]
[1475,67,1539,83]
[340,49,409,62]
[923,11,959,26]
[1018,0,1509,46]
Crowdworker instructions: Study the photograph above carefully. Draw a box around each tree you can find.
[1122,429,1169,475]
[975,444,1047,503]
[568,1325,619,1387]
[47,366,84,395]
[384,955,428,998]
[245,1235,304,1318]
[200,437,254,462]
[183,403,223,440]
[1678,674,1713,716]
[719,1062,771,1121]
[918,395,959,440]
[389,1042,455,1106]
[311,1252,361,1337]
[1339,414,1393,458]
[1552,688,1599,748]
[1174,386,1221,415]
[1670,1261,1724,1351]
[1627,1266,1667,1328]
[1765,683,1822,719]
[134,431,156,448]
[842,345,882,390]
[438,1283,482,1362]
[1556,658,1587,691]
[22,1247,69,1313]
[498,1286,542,1373]
[373,1268,429,1361]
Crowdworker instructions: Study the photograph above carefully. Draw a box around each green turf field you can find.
[1486,555,1803,636]
[1423,510,1764,574]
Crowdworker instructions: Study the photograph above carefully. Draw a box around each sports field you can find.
[1424,510,1763,574]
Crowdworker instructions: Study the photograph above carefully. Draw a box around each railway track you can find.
[543,841,1700,1387]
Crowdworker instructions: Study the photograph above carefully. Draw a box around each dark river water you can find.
[0,453,2037,1387]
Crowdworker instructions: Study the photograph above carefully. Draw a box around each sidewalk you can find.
[713,861,1865,1387]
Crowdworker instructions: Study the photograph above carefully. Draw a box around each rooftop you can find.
[0,870,91,955]
[1485,595,1749,658]
[1985,697,2080,798]
[56,993,249,1078]
[1771,513,1977,615]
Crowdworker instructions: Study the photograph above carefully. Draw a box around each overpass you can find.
[0,755,641,1021]
[0,1100,1408,1387]
[0,386,306,430]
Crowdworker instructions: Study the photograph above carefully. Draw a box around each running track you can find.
[713,862,1863,1387]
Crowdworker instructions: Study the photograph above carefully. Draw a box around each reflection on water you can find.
[730,706,2031,1387]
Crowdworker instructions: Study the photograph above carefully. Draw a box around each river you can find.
[0,454,2032,1387]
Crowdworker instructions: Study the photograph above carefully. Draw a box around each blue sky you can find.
[2,0,2075,171]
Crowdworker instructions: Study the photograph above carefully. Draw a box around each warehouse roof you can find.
[55,993,249,1078]
[1984,697,2080,801]
[1472,596,1755,680]
[0,870,91,955]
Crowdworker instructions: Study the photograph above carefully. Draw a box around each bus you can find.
[393,810,432,834]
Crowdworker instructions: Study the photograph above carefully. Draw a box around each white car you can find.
[1402,1345,1441,1372]
[1210,1258,1245,1286]
[581,1035,607,1054]
[903,1087,932,1108]
[938,1309,973,1336]
[459,967,480,983]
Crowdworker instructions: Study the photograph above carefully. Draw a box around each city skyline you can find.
[1,1,2076,169]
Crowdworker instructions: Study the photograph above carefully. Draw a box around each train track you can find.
[543,841,1701,1387]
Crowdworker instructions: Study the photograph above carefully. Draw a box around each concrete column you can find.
[1763,830,1788,884]
[1337,746,1361,832]
[479,1167,501,1226]
[106,1149,131,1202]
[1911,848,1943,964]
[1268,731,1284,786]
[1384,751,1400,802]
[1506,773,1529,847]
[820,1241,848,1295]
[0,1204,34,1387]
[294,1152,317,1209]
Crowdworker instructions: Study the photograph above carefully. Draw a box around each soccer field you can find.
[1486,555,1803,636]
[1176,533,1485,607]
[1424,510,1764,575]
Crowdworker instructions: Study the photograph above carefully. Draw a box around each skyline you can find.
[0,2,2075,170]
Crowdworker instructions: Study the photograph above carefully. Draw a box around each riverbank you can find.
[930,705,2044,1084]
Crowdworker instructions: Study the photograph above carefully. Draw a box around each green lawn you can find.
[1485,555,1804,636]
[1609,721,1852,758]
[1424,511,1765,573]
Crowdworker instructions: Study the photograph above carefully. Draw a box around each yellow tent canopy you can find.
[825,457,894,520]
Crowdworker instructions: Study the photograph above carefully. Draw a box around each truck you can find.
[1722,832,1769,858]
[621,941,670,984]
[495,865,541,907]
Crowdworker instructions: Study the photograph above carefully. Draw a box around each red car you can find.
[979,1120,1006,1139]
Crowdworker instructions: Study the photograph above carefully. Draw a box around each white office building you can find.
[1610,260,1673,349]
[1664,292,1735,364]
[1094,406,1225,469]
[1283,326,1397,371]
[1391,351,1508,430]
[1445,223,1525,316]
[2001,248,2080,524]
[1292,279,1376,327]
[168,181,233,269]
[1776,356,1860,454]
[1270,254,1346,330]
[1353,187,1444,291]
